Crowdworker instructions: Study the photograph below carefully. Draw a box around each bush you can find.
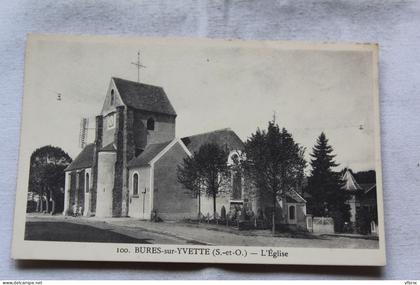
[220,206,226,221]
[150,210,162,222]
[26,200,37,213]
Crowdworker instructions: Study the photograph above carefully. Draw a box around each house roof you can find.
[127,140,173,168]
[342,169,363,192]
[112,77,177,116]
[285,189,307,204]
[65,144,95,171]
[181,128,244,154]
[361,183,376,194]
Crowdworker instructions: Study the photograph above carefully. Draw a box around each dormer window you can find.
[147,118,155,131]
[110,89,115,106]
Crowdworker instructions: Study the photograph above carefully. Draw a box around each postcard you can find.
[12,34,385,265]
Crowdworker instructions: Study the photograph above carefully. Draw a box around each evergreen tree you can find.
[307,132,350,232]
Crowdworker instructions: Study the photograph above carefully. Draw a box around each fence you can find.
[307,216,335,233]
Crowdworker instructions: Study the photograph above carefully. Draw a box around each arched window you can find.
[232,172,242,200]
[133,173,139,196]
[110,89,115,105]
[106,113,115,129]
[85,173,90,193]
[289,205,296,220]
[147,118,155,131]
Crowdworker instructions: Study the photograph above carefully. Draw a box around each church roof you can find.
[181,128,244,154]
[342,169,363,192]
[100,142,116,152]
[127,140,173,168]
[65,144,94,171]
[112,77,177,116]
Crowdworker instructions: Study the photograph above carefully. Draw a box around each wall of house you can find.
[153,142,197,220]
[95,152,116,217]
[284,202,307,230]
[128,166,151,219]
[296,204,307,229]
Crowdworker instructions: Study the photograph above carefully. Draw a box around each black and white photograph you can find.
[12,34,384,265]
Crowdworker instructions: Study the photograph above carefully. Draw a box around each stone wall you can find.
[122,107,135,217]
[112,106,125,217]
[133,110,175,150]
[91,115,103,215]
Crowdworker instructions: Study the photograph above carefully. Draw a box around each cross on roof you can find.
[131,51,146,83]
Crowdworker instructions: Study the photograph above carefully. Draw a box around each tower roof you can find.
[112,77,177,116]
[342,169,363,192]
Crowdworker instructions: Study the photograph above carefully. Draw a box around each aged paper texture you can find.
[12,34,385,265]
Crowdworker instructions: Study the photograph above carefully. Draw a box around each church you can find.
[63,77,307,229]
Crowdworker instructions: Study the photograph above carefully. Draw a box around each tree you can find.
[28,146,72,214]
[177,143,230,219]
[244,121,306,234]
[307,132,350,232]
[177,154,203,219]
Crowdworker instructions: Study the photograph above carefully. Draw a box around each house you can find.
[342,169,378,234]
[63,77,308,229]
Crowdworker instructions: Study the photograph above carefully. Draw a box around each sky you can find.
[20,35,379,173]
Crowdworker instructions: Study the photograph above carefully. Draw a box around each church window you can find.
[289,205,296,220]
[232,172,242,200]
[85,173,90,193]
[133,173,139,196]
[110,89,115,105]
[147,118,155,131]
[231,154,239,164]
